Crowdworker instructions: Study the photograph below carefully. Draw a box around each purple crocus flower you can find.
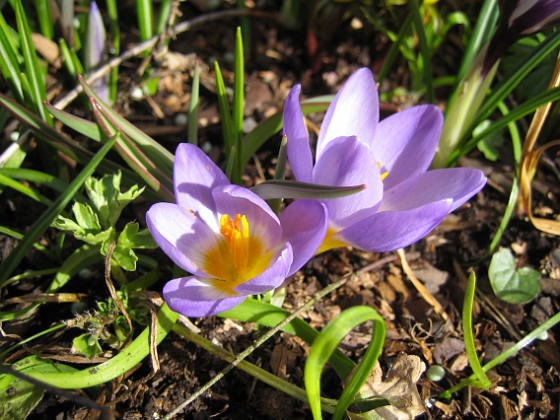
[147,144,327,317]
[283,68,487,254]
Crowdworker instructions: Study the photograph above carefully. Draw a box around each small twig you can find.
[397,248,452,327]
[104,242,134,346]
[164,255,397,418]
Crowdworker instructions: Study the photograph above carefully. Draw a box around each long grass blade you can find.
[0,10,23,102]
[13,0,51,124]
[462,272,492,389]
[188,62,200,145]
[232,27,245,184]
[409,0,433,102]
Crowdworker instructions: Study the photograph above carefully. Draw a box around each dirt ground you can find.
[2,1,559,419]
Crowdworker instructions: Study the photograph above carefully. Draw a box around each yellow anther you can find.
[377,161,389,181]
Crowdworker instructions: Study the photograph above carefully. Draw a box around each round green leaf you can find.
[488,248,541,304]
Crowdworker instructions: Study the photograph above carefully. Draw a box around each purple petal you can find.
[284,85,314,182]
[234,244,293,294]
[338,200,454,252]
[374,105,443,190]
[212,184,282,247]
[379,168,487,213]
[313,136,383,227]
[146,202,216,277]
[163,276,247,317]
[511,0,560,34]
[316,68,379,160]
[279,200,328,275]
[173,143,229,221]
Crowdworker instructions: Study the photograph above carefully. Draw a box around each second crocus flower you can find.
[283,68,487,253]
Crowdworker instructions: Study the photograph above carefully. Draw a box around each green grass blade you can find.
[0,10,23,102]
[106,0,120,102]
[13,0,51,124]
[451,85,560,163]
[0,135,116,288]
[59,38,85,77]
[47,244,102,291]
[45,101,103,142]
[486,102,522,256]
[0,94,146,190]
[304,306,385,420]
[78,75,174,174]
[156,0,173,34]
[375,12,413,85]
[188,62,200,145]
[136,0,153,41]
[409,0,433,102]
[462,272,492,390]
[232,27,245,184]
[452,0,498,91]
[0,168,68,194]
[0,172,53,205]
[89,98,174,198]
[214,61,234,158]
[35,0,54,40]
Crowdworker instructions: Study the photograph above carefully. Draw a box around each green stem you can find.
[462,272,491,389]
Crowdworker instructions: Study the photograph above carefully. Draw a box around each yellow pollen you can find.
[219,214,250,271]
[377,161,389,181]
[203,214,272,295]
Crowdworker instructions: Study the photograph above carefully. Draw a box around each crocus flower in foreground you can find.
[147,144,327,317]
[284,68,487,254]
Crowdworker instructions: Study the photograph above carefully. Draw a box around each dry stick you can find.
[164,255,398,419]
[397,249,452,326]
[104,242,134,346]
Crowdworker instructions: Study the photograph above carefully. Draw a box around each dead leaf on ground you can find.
[350,353,426,420]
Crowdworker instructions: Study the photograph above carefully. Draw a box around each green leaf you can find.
[72,334,103,359]
[0,356,76,419]
[488,248,541,304]
[73,202,103,231]
[118,222,157,250]
[85,172,144,228]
